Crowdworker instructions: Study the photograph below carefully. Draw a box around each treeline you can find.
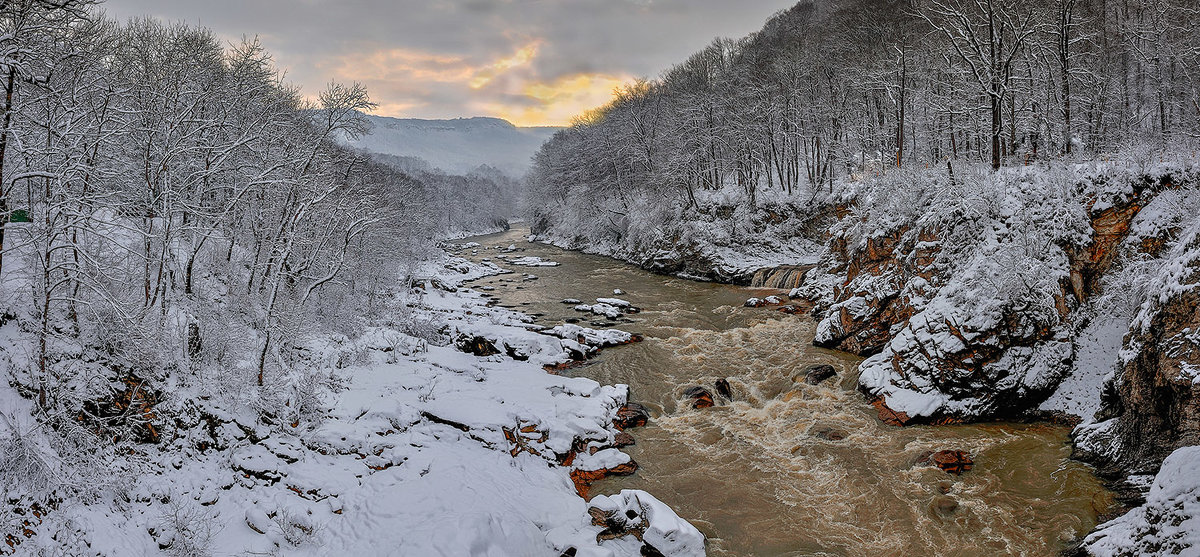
[0,1,504,430]
[527,0,1200,241]
[368,152,523,236]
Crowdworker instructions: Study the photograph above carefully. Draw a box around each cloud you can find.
[469,41,540,89]
[99,0,797,125]
[480,73,634,127]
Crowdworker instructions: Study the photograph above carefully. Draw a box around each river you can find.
[458,227,1114,557]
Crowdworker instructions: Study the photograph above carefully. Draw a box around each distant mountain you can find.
[342,115,560,178]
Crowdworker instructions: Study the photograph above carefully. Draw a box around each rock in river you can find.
[802,364,838,385]
[929,450,974,475]
[614,402,650,430]
[683,386,715,409]
[714,378,733,400]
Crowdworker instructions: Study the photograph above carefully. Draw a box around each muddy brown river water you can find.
[460,227,1114,557]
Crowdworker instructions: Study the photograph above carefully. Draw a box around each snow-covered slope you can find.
[343,115,560,177]
[1,254,704,557]
[1081,446,1200,556]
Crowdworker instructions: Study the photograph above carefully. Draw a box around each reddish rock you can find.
[777,305,807,315]
[570,460,638,499]
[872,398,913,426]
[683,386,714,409]
[929,450,974,475]
[613,402,650,430]
[613,432,636,447]
[1082,265,1200,473]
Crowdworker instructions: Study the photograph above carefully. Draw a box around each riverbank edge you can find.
[0,244,707,556]
[523,229,1155,556]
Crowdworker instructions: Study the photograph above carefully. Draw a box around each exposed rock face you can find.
[1076,226,1200,475]
[804,168,1195,424]
[809,226,938,356]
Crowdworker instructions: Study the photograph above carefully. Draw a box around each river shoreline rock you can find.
[614,402,651,430]
[802,167,1198,428]
[584,490,706,557]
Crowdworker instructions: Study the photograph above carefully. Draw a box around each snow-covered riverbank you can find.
[2,252,703,556]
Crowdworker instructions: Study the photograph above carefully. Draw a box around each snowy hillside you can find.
[343,115,560,177]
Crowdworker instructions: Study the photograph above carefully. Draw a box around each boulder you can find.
[683,386,714,409]
[571,449,638,498]
[930,495,959,517]
[588,490,706,557]
[802,364,838,385]
[928,450,973,475]
[714,378,732,400]
[614,402,650,430]
[810,425,848,441]
[613,432,636,447]
[455,335,500,357]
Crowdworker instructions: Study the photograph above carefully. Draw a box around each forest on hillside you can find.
[0,0,512,496]
[527,0,1200,258]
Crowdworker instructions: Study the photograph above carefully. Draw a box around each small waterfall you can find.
[750,265,811,289]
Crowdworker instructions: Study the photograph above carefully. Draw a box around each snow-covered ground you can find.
[2,254,703,556]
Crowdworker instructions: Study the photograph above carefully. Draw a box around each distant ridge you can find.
[342,114,561,177]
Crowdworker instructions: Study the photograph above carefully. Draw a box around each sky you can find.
[99,0,796,127]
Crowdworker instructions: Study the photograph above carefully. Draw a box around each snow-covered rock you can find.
[506,256,560,267]
[1081,446,1200,556]
[807,164,1200,424]
[588,490,706,557]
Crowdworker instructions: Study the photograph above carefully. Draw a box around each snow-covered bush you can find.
[157,497,221,557]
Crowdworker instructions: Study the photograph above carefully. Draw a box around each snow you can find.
[1083,446,1200,557]
[505,255,561,267]
[575,303,625,320]
[589,490,706,557]
[1040,312,1131,422]
[595,297,632,308]
[544,323,635,347]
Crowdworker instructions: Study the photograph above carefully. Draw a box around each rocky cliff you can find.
[802,164,1199,427]
[1076,221,1200,475]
